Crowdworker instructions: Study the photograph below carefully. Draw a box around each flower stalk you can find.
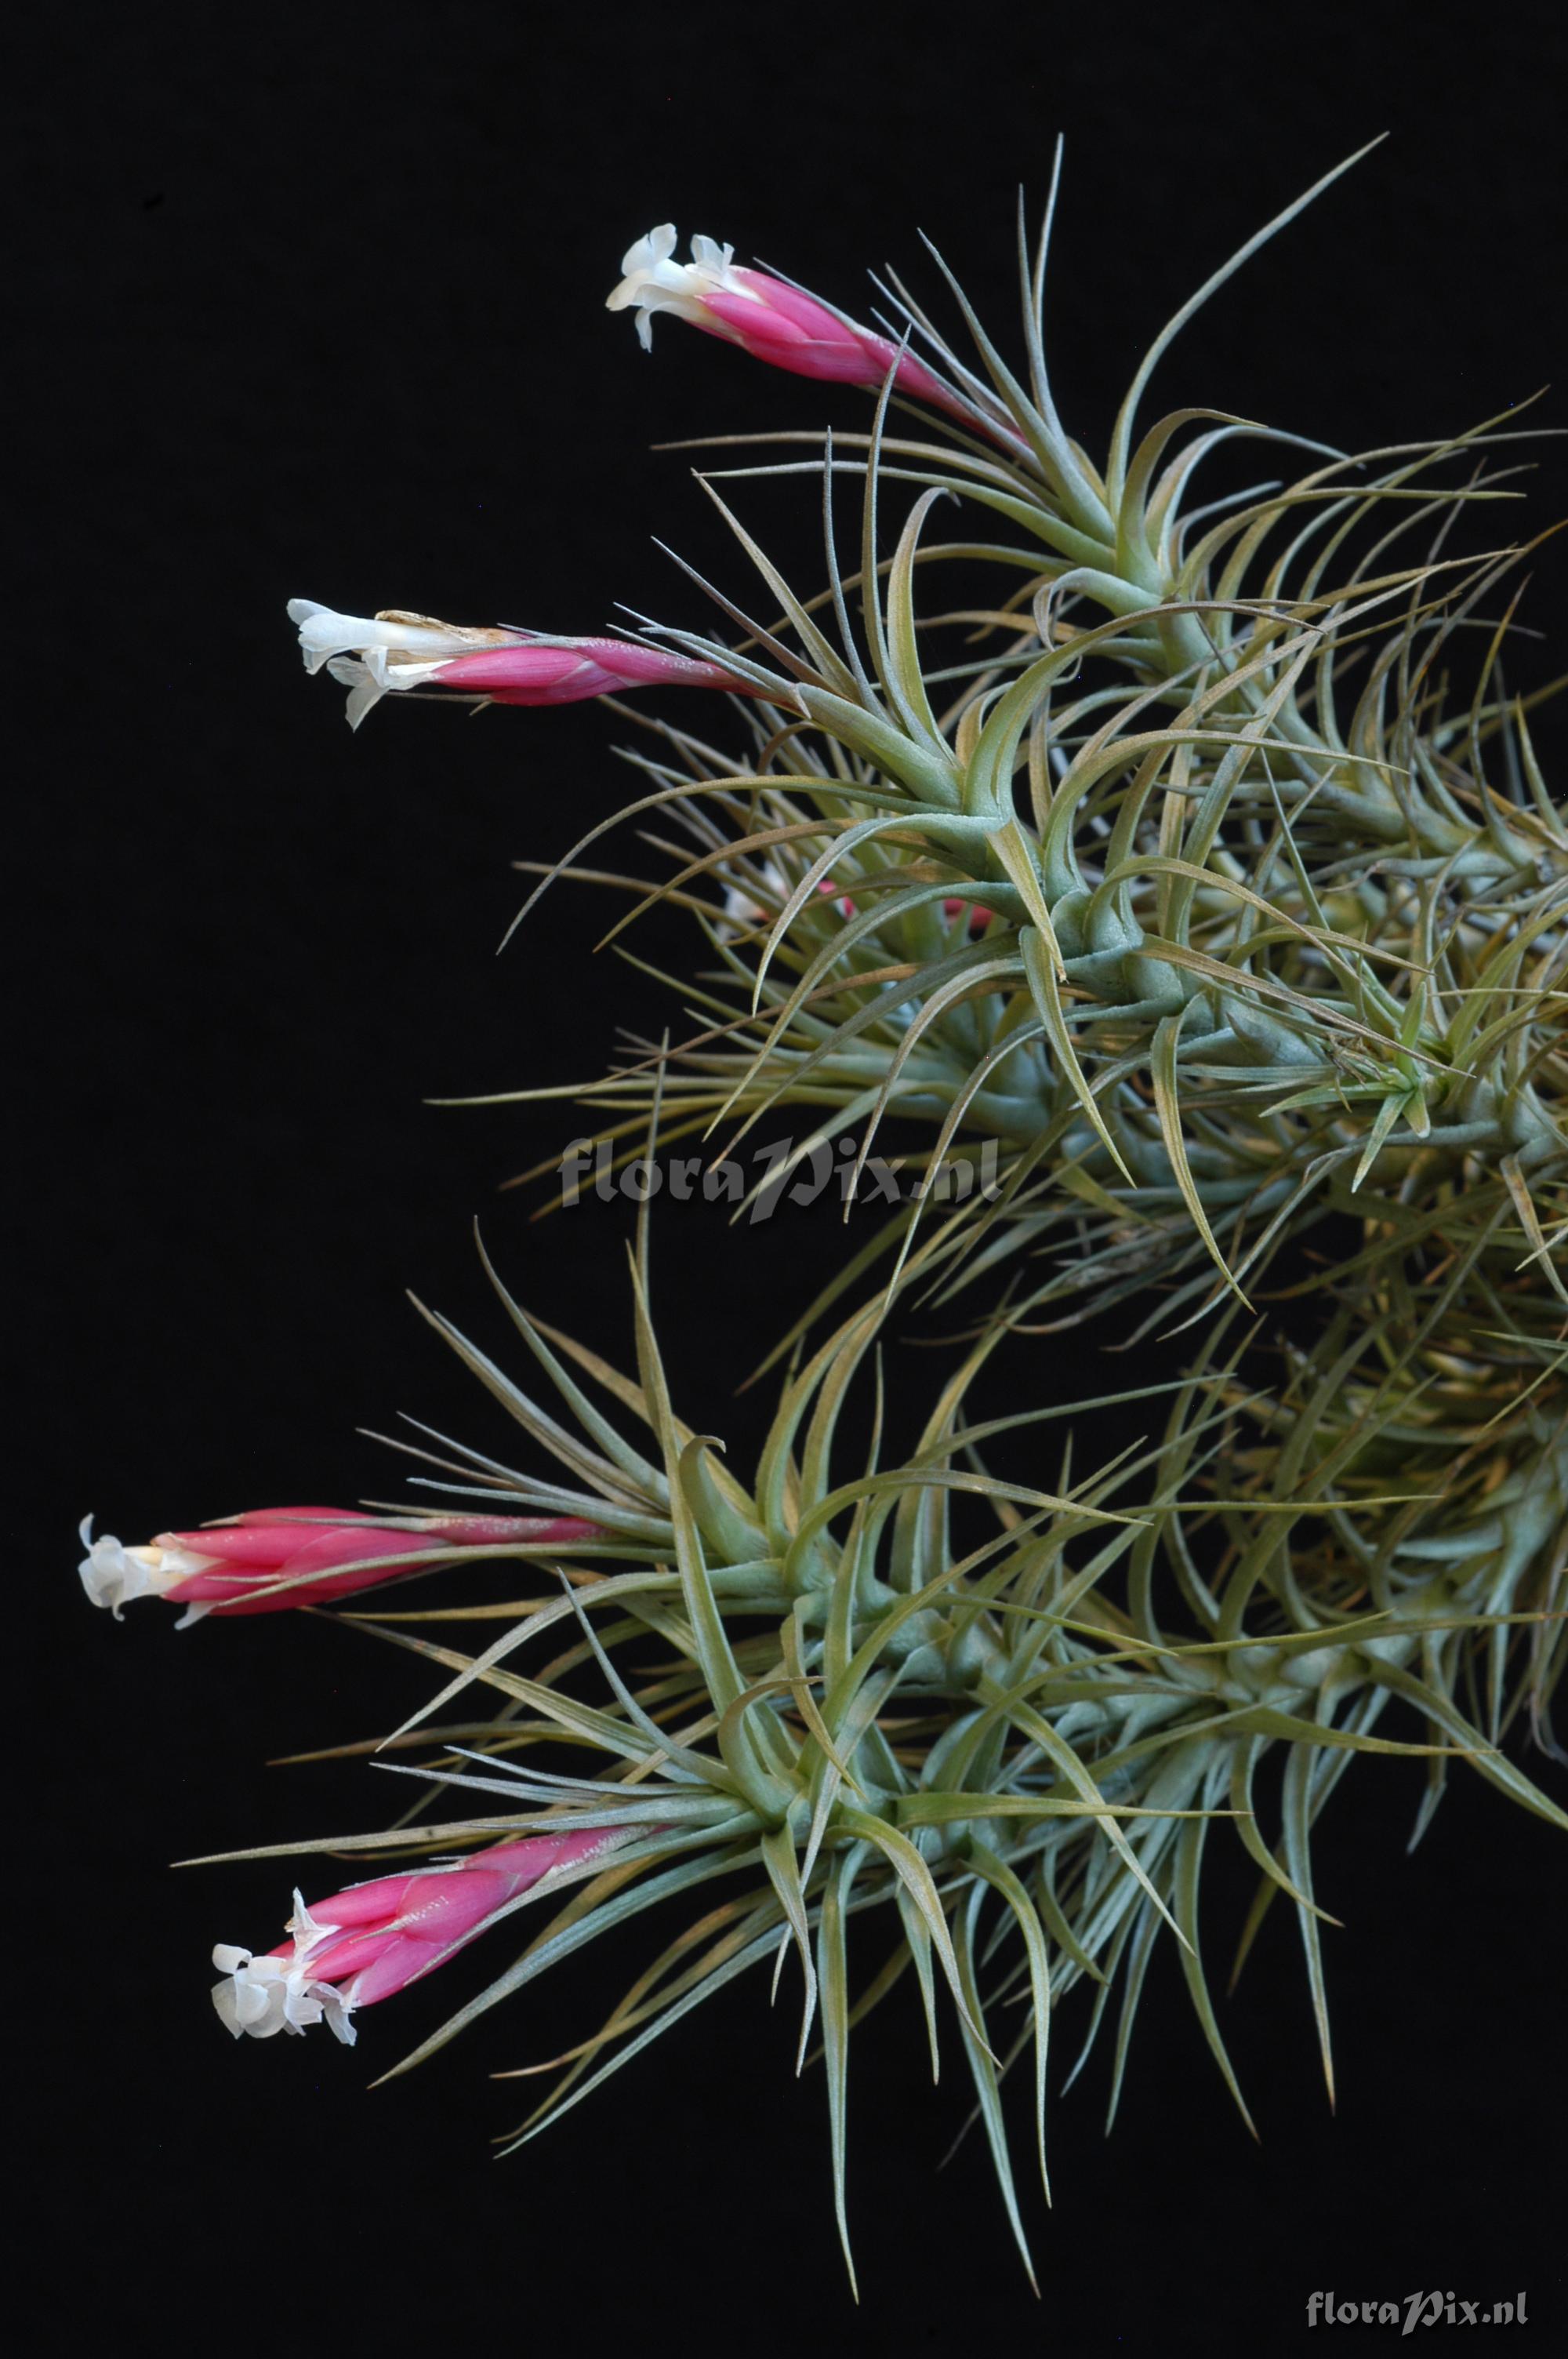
[79,1507,599,1621]
[289,602,756,728]
[213,1826,640,2043]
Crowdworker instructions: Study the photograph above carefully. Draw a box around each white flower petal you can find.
[605,225,754,346]
[325,657,384,731]
[289,602,469,671]
[299,603,513,727]
[325,1995,358,2047]
[618,222,676,276]
[234,1981,278,2031]
[210,1932,355,2046]
[77,1522,200,1617]
[325,655,450,730]
[209,1896,365,2048]
[717,861,789,938]
[285,1891,342,1962]
[211,1978,248,2038]
[212,1952,285,2037]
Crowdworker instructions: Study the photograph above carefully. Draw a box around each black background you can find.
[16,5,1567,2350]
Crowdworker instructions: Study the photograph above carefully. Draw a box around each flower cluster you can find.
[290,602,751,728]
[214,1827,637,2044]
[75,161,1566,2291]
[605,224,983,426]
[79,1507,599,1621]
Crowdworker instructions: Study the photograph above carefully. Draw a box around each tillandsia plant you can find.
[82,141,1565,2290]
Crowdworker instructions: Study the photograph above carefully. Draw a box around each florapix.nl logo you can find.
[557,1134,1004,1222]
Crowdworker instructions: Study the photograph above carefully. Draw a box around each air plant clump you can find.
[85,142,1563,2290]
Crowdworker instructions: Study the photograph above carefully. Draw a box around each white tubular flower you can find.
[211,1892,358,2045]
[605,225,756,350]
[287,601,518,730]
[717,864,855,938]
[77,1515,212,1619]
[720,862,787,936]
[289,601,511,675]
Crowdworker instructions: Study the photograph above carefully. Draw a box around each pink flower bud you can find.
[212,1826,639,2043]
[607,225,994,435]
[289,601,753,729]
[78,1508,599,1622]
[430,638,748,706]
